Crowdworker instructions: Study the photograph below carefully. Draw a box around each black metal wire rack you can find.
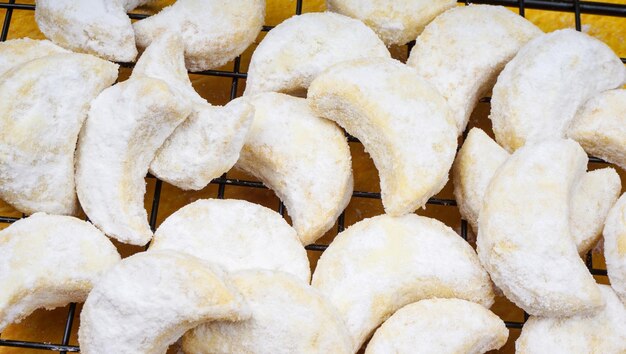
[0,0,624,352]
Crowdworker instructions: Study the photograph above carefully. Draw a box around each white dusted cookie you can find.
[327,0,456,46]
[490,29,625,152]
[365,299,508,354]
[236,92,353,245]
[182,270,352,354]
[407,5,542,133]
[604,193,626,305]
[312,214,495,351]
[309,58,457,217]
[0,53,118,215]
[477,139,602,317]
[130,33,253,190]
[133,0,264,72]
[516,285,626,354]
[75,77,192,246]
[568,89,626,170]
[244,12,390,96]
[151,199,310,282]
[0,213,120,332]
[0,38,68,76]
[78,250,249,354]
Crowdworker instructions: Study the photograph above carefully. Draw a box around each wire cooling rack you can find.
[0,0,625,352]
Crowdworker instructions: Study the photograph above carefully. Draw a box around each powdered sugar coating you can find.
[365,299,508,354]
[78,250,249,354]
[236,92,353,245]
[133,0,265,72]
[0,213,120,332]
[75,77,192,246]
[244,12,390,95]
[604,193,626,305]
[0,38,68,77]
[477,139,603,316]
[0,53,118,215]
[312,214,495,351]
[408,5,542,134]
[490,29,626,152]
[183,270,353,354]
[309,58,456,216]
[151,199,310,282]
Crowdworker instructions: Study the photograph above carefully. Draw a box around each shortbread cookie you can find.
[516,285,626,354]
[327,0,456,45]
[568,89,626,170]
[309,58,456,216]
[78,250,249,354]
[407,5,542,133]
[133,0,265,72]
[244,12,389,96]
[477,139,603,316]
[151,199,310,282]
[75,77,192,245]
[0,213,120,332]
[604,193,626,305]
[0,38,68,76]
[312,214,495,351]
[490,29,625,152]
[236,92,353,245]
[365,299,508,354]
[0,53,118,215]
[183,270,353,354]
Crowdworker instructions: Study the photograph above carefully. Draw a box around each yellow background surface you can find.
[0,0,624,353]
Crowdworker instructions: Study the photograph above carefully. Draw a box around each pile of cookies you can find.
[0,0,625,353]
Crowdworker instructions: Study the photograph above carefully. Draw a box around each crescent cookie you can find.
[78,250,249,354]
[604,193,626,305]
[244,12,390,96]
[75,77,192,246]
[308,58,457,216]
[407,5,542,133]
[312,214,495,351]
[365,299,508,354]
[568,89,626,170]
[327,0,456,46]
[236,92,353,245]
[0,53,118,215]
[151,199,310,282]
[0,213,120,332]
[0,38,68,76]
[490,29,625,152]
[477,139,603,317]
[133,0,265,72]
[516,285,626,354]
[182,270,353,354]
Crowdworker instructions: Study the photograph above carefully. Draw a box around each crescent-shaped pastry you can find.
[453,128,621,254]
[490,29,626,152]
[477,139,603,317]
[312,214,495,351]
[365,299,508,354]
[182,270,353,354]
[78,250,249,354]
[75,77,192,246]
[604,193,626,305]
[151,199,310,282]
[34,0,154,62]
[407,5,542,133]
[568,89,626,170]
[235,92,353,245]
[0,213,120,332]
[327,0,456,46]
[516,285,626,354]
[244,12,390,96]
[133,0,265,72]
[130,33,254,190]
[308,58,457,216]
[0,53,118,215]
[0,38,68,76]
